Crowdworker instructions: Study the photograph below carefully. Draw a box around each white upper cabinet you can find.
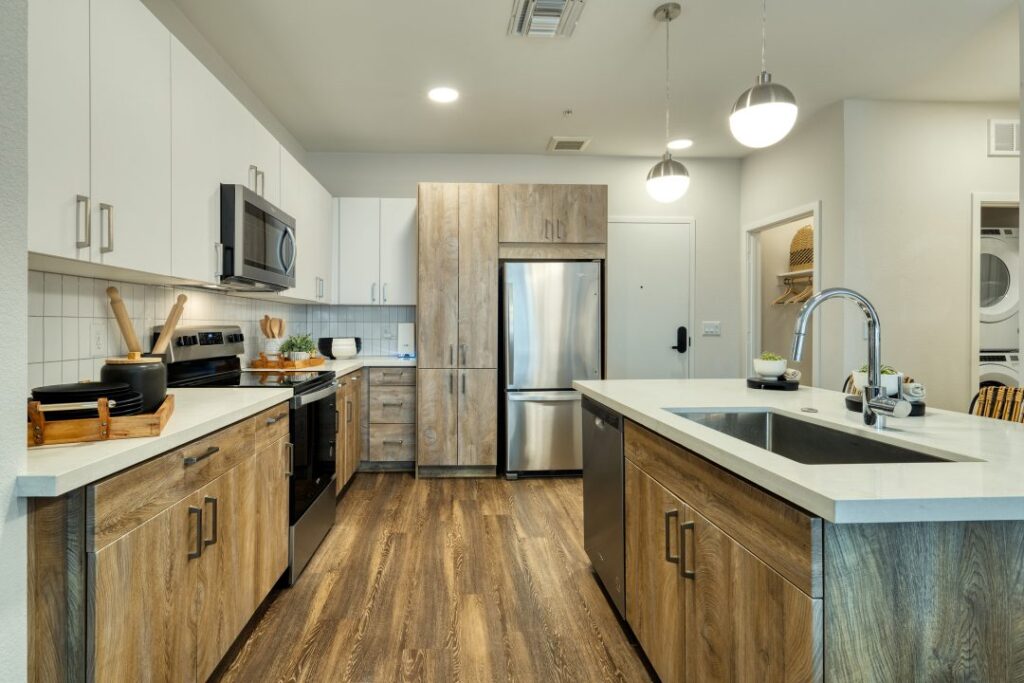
[170,38,253,284]
[337,198,382,305]
[380,199,418,306]
[250,121,281,206]
[90,0,172,275]
[281,149,333,303]
[337,198,417,306]
[28,0,92,261]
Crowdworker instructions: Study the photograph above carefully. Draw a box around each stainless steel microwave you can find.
[219,184,296,291]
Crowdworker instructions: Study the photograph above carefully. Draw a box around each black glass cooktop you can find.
[167,356,335,394]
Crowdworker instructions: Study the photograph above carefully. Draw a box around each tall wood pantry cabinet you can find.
[416,183,499,473]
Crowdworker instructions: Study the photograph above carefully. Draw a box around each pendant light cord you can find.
[761,0,767,73]
[664,14,671,144]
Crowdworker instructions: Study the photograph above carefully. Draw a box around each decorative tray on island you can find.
[249,353,326,370]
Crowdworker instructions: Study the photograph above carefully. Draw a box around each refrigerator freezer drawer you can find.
[506,391,583,472]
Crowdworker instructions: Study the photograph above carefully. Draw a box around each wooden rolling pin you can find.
[151,294,188,355]
[106,287,143,361]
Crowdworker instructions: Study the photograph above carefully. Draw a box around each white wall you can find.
[740,103,847,390]
[843,99,1019,410]
[307,152,744,378]
[0,0,29,677]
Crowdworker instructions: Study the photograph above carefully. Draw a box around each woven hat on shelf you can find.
[789,225,814,270]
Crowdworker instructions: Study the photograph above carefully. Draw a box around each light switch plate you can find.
[702,321,721,337]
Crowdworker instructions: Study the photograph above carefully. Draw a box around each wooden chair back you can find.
[970,386,1024,423]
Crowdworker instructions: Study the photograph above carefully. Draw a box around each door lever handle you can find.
[671,326,688,354]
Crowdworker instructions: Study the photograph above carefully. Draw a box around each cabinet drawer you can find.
[370,385,416,423]
[369,424,416,461]
[88,417,255,551]
[254,402,289,452]
[368,367,416,386]
[624,420,823,597]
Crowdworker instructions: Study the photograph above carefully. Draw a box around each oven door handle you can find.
[291,380,339,407]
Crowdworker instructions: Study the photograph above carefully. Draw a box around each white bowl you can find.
[851,371,901,396]
[752,358,787,379]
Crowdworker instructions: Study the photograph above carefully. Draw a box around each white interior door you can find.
[607,220,693,379]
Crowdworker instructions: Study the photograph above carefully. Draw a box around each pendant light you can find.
[646,3,690,204]
[729,0,798,149]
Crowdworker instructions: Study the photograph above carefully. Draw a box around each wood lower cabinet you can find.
[626,435,823,683]
[91,493,199,681]
[416,369,458,466]
[457,370,498,466]
[498,184,607,244]
[336,370,364,492]
[254,437,289,600]
[365,367,414,467]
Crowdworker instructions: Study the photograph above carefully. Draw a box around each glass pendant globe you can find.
[645,153,690,203]
[729,72,798,149]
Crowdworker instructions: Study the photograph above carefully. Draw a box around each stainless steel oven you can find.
[219,184,296,291]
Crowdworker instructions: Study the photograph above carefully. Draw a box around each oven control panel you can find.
[154,325,245,363]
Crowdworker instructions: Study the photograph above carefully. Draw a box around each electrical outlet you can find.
[90,322,107,355]
[702,321,721,337]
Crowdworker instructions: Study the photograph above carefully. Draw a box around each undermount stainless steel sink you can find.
[666,409,968,465]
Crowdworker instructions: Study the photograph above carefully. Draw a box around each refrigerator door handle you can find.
[506,281,514,383]
[507,392,582,402]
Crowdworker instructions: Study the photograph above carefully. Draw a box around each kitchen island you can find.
[575,379,1024,682]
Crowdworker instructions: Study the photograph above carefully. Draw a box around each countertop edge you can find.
[17,389,293,498]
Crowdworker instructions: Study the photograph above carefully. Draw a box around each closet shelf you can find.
[776,268,814,280]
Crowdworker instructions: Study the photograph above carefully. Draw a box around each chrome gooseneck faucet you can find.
[792,288,911,429]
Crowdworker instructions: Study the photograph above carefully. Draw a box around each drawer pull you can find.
[188,506,203,560]
[679,520,695,580]
[265,413,287,425]
[382,401,404,408]
[382,439,405,446]
[203,496,218,547]
[183,446,219,466]
[382,371,403,377]
[664,509,679,564]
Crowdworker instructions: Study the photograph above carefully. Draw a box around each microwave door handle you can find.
[280,225,297,274]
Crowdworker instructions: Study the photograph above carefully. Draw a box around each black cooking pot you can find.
[100,358,167,413]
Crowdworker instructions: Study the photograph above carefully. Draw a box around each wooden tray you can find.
[249,353,326,370]
[27,394,175,447]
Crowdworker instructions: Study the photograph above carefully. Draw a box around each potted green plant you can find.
[279,333,317,361]
[753,351,787,379]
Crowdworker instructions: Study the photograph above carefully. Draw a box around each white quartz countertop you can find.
[18,387,293,498]
[574,379,1024,524]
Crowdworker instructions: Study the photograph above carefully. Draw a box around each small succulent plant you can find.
[279,333,316,355]
[759,351,784,361]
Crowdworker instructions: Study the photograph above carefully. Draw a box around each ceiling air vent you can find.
[547,136,591,152]
[988,119,1020,157]
[508,0,586,38]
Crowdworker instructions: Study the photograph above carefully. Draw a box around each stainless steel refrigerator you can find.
[503,261,602,475]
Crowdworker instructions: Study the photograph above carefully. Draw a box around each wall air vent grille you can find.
[509,0,586,38]
[547,136,592,152]
[988,119,1020,156]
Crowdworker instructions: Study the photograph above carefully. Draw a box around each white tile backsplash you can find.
[27,269,416,390]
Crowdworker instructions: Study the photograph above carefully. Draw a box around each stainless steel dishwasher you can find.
[582,395,625,618]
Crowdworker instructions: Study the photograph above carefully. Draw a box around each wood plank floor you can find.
[213,473,652,683]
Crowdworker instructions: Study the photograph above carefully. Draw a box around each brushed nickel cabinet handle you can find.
[461,373,466,394]
[382,401,404,408]
[460,344,467,366]
[680,520,695,579]
[347,400,353,423]
[664,509,680,564]
[203,496,218,547]
[383,282,388,303]
[249,164,258,191]
[99,203,114,253]
[371,282,377,303]
[266,413,287,425]
[285,442,294,477]
[449,372,454,394]
[75,194,91,248]
[382,439,405,446]
[183,446,219,466]
[256,169,265,197]
[449,344,454,366]
[188,506,203,560]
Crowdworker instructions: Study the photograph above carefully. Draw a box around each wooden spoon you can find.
[152,294,188,355]
[260,315,271,338]
[106,287,142,360]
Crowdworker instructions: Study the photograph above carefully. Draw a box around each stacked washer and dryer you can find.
[979,204,1021,388]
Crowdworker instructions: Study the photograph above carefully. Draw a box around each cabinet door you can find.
[690,511,823,682]
[417,184,459,368]
[416,369,458,466]
[170,38,253,284]
[91,493,200,682]
[458,184,499,368]
[498,184,552,242]
[335,382,349,494]
[90,0,171,275]
[255,438,289,601]
[27,0,92,261]
[553,185,607,243]
[195,462,258,681]
[345,379,361,478]
[458,370,497,466]
[625,462,689,683]
[337,198,381,304]
[380,198,418,305]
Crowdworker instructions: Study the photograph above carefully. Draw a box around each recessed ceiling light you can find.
[428,87,459,103]
[667,138,694,150]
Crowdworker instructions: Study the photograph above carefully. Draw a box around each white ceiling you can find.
[169,0,1018,158]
